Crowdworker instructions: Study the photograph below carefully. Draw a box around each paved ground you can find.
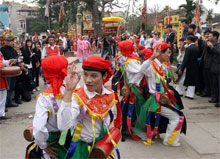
[0,55,220,159]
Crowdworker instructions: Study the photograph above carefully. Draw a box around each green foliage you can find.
[179,0,204,23]
[28,0,79,35]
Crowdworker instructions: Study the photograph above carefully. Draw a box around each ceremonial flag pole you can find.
[141,0,147,31]
[193,0,202,34]
[45,0,51,30]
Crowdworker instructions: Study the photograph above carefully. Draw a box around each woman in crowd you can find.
[32,41,41,91]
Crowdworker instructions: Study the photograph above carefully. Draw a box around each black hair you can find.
[187,35,197,42]
[82,66,107,77]
[204,30,211,35]
[25,39,33,48]
[179,38,185,42]
[189,24,196,30]
[34,41,41,47]
[48,35,55,40]
[181,19,188,24]
[166,24,173,29]
[210,30,219,40]
[162,47,171,53]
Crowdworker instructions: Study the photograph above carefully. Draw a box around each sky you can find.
[1,0,220,13]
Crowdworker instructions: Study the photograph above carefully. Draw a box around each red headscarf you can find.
[141,48,153,60]
[157,43,171,52]
[82,56,113,84]
[118,40,140,60]
[134,38,140,44]
[42,55,68,96]
[136,45,145,50]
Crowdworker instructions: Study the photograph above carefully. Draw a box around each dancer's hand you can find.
[150,45,160,60]
[44,141,58,158]
[66,63,81,92]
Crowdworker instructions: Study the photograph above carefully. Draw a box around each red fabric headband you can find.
[42,55,68,96]
[82,56,113,84]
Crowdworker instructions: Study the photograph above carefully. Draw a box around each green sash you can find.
[47,131,67,159]
[72,123,107,159]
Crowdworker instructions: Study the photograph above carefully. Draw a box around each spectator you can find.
[42,36,61,59]
[59,32,67,50]
[208,31,220,105]
[165,24,175,63]
[181,19,188,40]
[145,35,153,49]
[101,35,111,57]
[200,31,212,97]
[0,35,18,107]
[151,32,162,48]
[177,35,199,99]
[14,62,32,104]
[22,39,34,69]
[188,24,201,39]
[32,41,42,91]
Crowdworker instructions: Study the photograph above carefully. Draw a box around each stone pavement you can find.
[0,56,220,159]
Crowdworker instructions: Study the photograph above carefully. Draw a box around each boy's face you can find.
[83,70,106,93]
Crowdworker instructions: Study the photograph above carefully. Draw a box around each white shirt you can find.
[140,59,167,94]
[57,86,112,143]
[125,58,143,87]
[33,86,65,149]
[59,36,67,49]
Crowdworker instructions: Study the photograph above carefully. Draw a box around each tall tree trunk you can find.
[91,1,102,37]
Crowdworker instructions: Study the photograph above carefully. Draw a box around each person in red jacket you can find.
[42,35,61,59]
[0,53,17,120]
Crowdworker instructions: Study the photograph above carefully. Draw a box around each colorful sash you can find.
[66,86,121,159]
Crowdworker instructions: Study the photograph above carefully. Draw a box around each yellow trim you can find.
[124,59,141,72]
[27,143,37,154]
[41,92,64,99]
[72,92,115,120]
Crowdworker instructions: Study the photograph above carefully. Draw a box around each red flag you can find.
[34,32,37,39]
[167,7,171,24]
[142,0,147,20]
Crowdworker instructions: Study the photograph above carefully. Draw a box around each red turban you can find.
[142,48,153,60]
[82,56,113,84]
[134,38,140,44]
[118,41,134,57]
[157,43,171,52]
[136,45,145,50]
[42,55,68,96]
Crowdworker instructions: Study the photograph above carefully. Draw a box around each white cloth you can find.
[176,70,195,98]
[57,85,112,143]
[3,59,9,67]
[118,55,126,66]
[125,58,143,87]
[140,59,167,94]
[33,86,65,149]
[139,58,181,144]
[0,90,7,117]
[59,37,67,49]
[176,70,186,95]
[161,106,181,144]
[177,50,185,64]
